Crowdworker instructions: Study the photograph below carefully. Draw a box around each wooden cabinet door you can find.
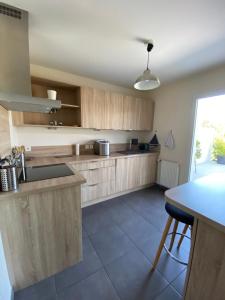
[140,98,154,130]
[134,98,154,131]
[116,155,158,192]
[81,87,106,129]
[139,155,157,185]
[123,96,137,130]
[105,92,124,129]
[116,158,129,192]
[116,156,141,192]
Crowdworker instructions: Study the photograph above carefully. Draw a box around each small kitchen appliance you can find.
[94,140,110,156]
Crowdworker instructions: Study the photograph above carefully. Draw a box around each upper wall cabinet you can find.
[81,86,154,131]
[12,80,154,131]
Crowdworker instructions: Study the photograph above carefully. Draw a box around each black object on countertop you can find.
[18,163,74,183]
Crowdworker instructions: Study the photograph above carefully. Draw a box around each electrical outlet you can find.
[25,146,31,152]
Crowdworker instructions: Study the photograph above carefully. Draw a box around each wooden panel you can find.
[0,105,11,156]
[71,159,115,171]
[141,98,154,130]
[81,181,115,203]
[123,95,136,130]
[11,111,24,126]
[116,155,158,193]
[185,220,225,300]
[81,87,106,129]
[0,186,82,290]
[105,92,124,129]
[80,166,115,186]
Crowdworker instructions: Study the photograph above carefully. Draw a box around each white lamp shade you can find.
[134,69,160,90]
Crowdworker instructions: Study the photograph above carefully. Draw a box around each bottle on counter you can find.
[75,144,80,156]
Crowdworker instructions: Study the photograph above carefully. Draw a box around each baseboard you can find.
[81,183,154,207]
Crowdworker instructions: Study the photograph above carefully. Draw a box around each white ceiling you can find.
[4,0,225,88]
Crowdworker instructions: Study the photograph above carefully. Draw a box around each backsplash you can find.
[10,124,152,149]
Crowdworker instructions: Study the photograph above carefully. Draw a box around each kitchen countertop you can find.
[0,152,158,199]
[26,151,159,167]
[165,173,225,233]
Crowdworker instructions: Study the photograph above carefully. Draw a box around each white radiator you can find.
[157,159,179,188]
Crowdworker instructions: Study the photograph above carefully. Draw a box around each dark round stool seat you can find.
[165,202,194,226]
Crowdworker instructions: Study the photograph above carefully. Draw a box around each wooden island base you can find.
[0,185,82,291]
[165,174,225,300]
[185,219,225,300]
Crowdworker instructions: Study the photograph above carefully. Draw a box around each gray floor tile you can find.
[57,269,120,300]
[15,277,56,300]
[108,201,140,225]
[156,253,186,283]
[83,208,116,235]
[154,285,182,300]
[105,247,169,300]
[55,237,102,292]
[89,225,135,265]
[136,230,163,263]
[171,269,187,296]
[119,215,160,246]
[138,226,190,262]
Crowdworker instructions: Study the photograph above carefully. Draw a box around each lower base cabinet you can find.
[115,154,157,193]
[71,154,158,206]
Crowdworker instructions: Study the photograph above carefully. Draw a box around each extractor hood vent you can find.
[0,3,61,113]
[0,4,21,19]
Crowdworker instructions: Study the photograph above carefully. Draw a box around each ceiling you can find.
[4,0,225,88]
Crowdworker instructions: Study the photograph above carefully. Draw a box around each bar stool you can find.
[151,202,194,270]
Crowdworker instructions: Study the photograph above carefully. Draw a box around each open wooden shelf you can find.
[12,77,82,127]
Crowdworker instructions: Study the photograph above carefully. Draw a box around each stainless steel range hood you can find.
[0,3,61,113]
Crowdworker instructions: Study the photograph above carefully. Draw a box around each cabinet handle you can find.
[89,168,99,171]
[88,183,98,187]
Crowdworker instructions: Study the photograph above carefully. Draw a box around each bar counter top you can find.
[165,173,225,233]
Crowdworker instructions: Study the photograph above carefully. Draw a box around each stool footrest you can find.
[163,231,190,266]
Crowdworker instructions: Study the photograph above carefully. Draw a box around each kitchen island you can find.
[165,173,225,300]
[0,165,86,291]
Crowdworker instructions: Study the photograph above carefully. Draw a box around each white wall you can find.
[0,233,13,300]
[10,64,152,147]
[152,64,225,184]
[11,126,151,147]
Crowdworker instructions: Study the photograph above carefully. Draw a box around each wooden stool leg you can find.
[168,220,179,251]
[177,224,189,249]
[151,216,173,271]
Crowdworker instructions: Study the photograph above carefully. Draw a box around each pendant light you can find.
[134,41,160,91]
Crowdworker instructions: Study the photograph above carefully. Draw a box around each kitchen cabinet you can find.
[70,154,157,206]
[81,87,107,129]
[12,80,154,131]
[105,92,124,130]
[122,96,136,130]
[81,88,124,130]
[81,88,154,131]
[115,154,158,193]
[0,185,82,290]
[123,96,154,130]
[70,159,116,205]
[12,78,81,127]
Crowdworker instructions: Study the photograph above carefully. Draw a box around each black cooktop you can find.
[19,163,74,183]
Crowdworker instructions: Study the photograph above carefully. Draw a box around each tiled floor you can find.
[15,186,190,300]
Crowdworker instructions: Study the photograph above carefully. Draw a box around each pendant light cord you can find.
[146,51,149,70]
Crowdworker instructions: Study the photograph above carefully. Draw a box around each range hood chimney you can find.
[0,3,61,113]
